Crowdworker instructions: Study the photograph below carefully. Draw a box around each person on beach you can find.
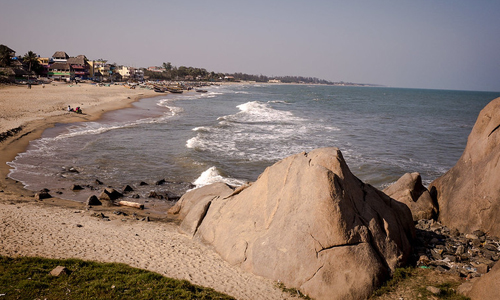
[67,105,72,112]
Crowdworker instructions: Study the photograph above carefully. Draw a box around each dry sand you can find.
[0,83,292,300]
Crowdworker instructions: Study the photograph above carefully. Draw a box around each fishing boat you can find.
[167,86,183,93]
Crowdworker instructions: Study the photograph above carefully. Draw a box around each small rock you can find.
[95,179,103,185]
[139,181,148,186]
[50,266,70,276]
[71,184,83,191]
[476,264,489,274]
[86,195,101,206]
[426,286,441,295]
[466,234,478,240]
[35,191,52,200]
[99,188,123,201]
[155,179,166,185]
[123,185,134,192]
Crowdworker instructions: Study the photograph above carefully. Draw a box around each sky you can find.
[1,0,499,91]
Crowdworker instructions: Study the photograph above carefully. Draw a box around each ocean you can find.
[7,84,499,206]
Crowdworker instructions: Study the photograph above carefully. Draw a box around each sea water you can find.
[7,84,499,203]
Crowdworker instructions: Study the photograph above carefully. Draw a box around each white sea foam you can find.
[193,166,245,188]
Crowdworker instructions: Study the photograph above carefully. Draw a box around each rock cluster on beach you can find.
[170,147,415,300]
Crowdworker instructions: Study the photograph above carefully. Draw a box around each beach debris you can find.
[68,167,79,173]
[118,200,144,209]
[131,194,140,199]
[123,185,134,192]
[86,195,101,206]
[113,211,128,216]
[49,266,70,276]
[141,216,150,222]
[414,218,500,280]
[91,212,109,221]
[35,191,51,200]
[99,188,123,201]
[75,224,83,228]
[95,179,103,185]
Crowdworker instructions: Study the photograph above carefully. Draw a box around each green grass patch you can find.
[371,266,414,297]
[275,281,312,299]
[0,255,235,300]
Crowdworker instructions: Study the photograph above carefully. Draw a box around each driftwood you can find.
[118,200,144,209]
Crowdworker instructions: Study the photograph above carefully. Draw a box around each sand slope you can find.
[0,200,291,300]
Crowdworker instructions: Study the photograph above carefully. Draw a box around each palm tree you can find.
[22,51,41,74]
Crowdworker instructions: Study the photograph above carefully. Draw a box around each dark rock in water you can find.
[430,97,500,237]
[86,195,101,206]
[40,188,50,192]
[139,181,148,186]
[155,179,166,185]
[147,191,163,199]
[95,179,103,185]
[99,188,123,201]
[131,194,140,199]
[71,184,83,191]
[165,191,181,201]
[170,147,415,300]
[123,185,134,192]
[35,191,51,200]
[383,172,438,221]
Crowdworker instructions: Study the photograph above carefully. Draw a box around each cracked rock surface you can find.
[170,147,415,300]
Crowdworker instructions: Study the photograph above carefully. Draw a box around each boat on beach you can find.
[167,86,183,93]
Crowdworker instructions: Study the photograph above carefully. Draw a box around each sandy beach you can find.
[0,83,291,300]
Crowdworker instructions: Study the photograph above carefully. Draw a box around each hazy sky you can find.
[1,0,499,91]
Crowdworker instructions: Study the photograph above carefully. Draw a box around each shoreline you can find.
[0,82,294,299]
[0,83,157,206]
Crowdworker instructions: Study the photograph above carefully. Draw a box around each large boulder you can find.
[383,172,437,220]
[170,147,415,300]
[429,97,500,236]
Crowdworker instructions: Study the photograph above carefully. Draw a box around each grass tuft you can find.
[275,281,313,299]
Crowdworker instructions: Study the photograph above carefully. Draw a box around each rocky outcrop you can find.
[429,97,500,237]
[459,262,500,300]
[170,147,415,300]
[468,262,500,300]
[384,172,437,220]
